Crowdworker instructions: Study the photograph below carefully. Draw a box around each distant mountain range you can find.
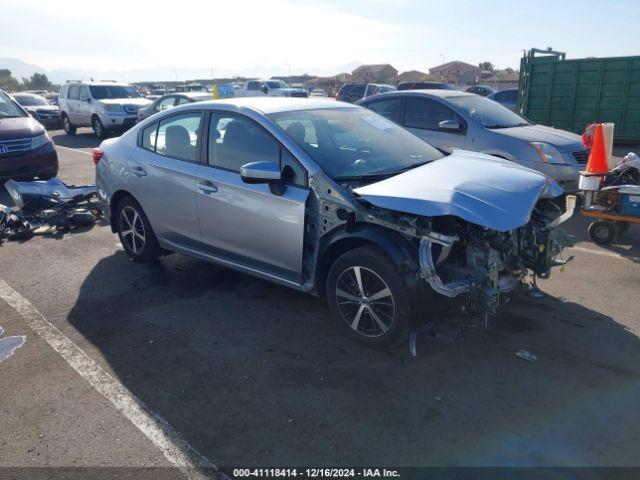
[0,57,363,84]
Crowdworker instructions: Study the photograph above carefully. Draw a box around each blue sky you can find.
[1,0,638,75]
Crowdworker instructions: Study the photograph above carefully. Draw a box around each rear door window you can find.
[141,122,158,151]
[156,96,176,111]
[155,112,203,162]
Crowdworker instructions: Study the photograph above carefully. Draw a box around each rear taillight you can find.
[92,148,104,166]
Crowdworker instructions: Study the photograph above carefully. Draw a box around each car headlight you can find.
[103,104,123,113]
[530,142,566,164]
[31,132,51,150]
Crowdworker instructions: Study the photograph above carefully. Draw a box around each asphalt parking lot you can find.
[1,129,639,474]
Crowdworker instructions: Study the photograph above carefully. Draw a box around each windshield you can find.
[14,95,50,106]
[0,92,27,118]
[270,107,444,180]
[448,95,530,128]
[267,81,289,89]
[89,85,141,100]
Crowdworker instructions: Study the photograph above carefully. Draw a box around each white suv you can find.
[58,81,151,138]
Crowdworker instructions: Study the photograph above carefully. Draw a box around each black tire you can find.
[115,196,161,262]
[325,245,413,348]
[62,114,76,135]
[588,220,616,245]
[92,115,108,139]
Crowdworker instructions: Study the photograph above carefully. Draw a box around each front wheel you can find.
[325,246,413,348]
[588,220,616,245]
[62,114,76,135]
[92,116,108,139]
[116,197,161,262]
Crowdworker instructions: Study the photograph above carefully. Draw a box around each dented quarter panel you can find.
[353,150,564,232]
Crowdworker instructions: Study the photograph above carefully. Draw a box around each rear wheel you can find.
[62,114,76,135]
[326,246,412,348]
[588,220,616,245]
[116,197,161,262]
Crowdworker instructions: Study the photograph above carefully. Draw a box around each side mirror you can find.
[261,85,269,94]
[439,119,461,131]
[82,97,91,103]
[240,161,281,184]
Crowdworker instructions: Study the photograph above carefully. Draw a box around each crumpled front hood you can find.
[496,124,582,152]
[353,150,563,232]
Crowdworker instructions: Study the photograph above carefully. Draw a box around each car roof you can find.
[179,92,212,99]
[64,81,130,86]
[13,93,41,97]
[363,89,473,100]
[175,97,354,114]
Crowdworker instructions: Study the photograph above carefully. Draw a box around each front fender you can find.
[316,223,420,294]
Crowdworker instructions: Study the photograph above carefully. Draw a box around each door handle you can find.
[197,180,218,193]
[131,166,147,177]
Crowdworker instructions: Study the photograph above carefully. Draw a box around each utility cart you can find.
[581,185,640,244]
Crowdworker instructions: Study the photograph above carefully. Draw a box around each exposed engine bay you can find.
[303,157,576,323]
[416,196,575,317]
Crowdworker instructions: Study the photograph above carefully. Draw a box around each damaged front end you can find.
[418,195,575,317]
[348,152,577,320]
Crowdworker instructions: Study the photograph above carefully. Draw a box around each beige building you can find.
[429,61,481,85]
[396,70,430,83]
[351,64,398,83]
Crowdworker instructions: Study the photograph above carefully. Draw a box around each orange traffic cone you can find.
[585,124,609,174]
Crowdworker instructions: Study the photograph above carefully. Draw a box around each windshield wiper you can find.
[485,122,529,129]
[335,160,432,182]
[334,173,396,182]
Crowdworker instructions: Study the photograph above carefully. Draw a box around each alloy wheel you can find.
[335,266,395,338]
[119,206,145,254]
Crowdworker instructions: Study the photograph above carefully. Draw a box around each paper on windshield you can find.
[361,114,395,130]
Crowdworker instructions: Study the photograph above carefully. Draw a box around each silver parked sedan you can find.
[95,98,573,347]
[137,91,213,121]
[357,90,587,192]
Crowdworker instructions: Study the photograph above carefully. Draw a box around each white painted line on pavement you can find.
[0,279,215,479]
[569,245,635,260]
[55,144,92,155]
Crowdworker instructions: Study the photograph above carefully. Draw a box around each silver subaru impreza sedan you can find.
[95,98,574,348]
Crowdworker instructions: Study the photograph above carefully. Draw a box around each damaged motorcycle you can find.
[0,177,101,243]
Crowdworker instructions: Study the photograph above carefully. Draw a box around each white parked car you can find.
[309,88,327,98]
[240,79,308,98]
[58,81,151,138]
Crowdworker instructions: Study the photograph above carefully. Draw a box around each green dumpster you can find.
[518,48,640,142]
